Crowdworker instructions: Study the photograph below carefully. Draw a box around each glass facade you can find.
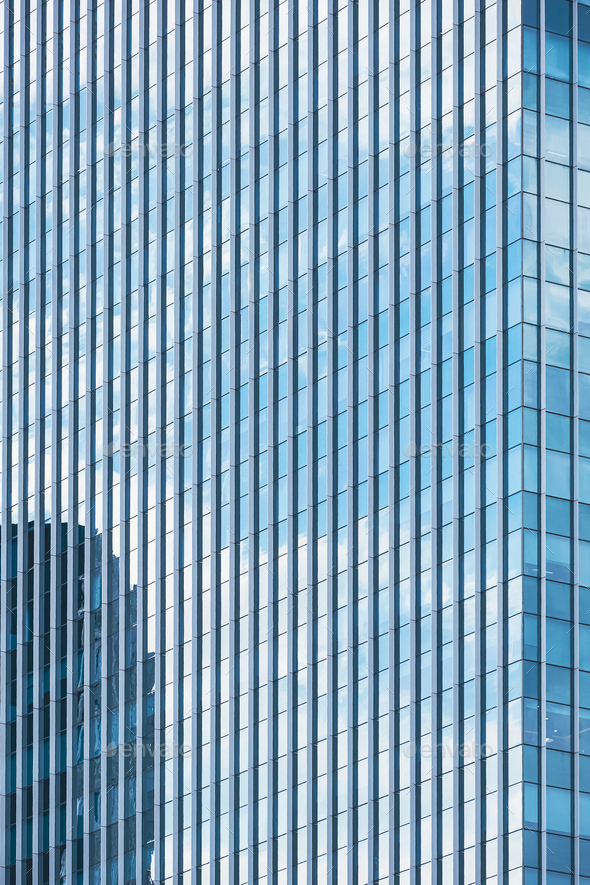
[1,0,590,883]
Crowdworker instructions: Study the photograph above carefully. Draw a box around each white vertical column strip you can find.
[472,1,484,881]
[408,0,418,879]
[428,0,439,880]
[494,0,505,880]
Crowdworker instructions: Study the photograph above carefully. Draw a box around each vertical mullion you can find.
[83,0,92,871]
[451,1,462,880]
[472,2,484,882]
[172,0,183,878]
[572,0,581,879]
[429,0,439,879]
[325,2,336,883]
[246,0,256,881]
[228,1,238,882]
[0,8,10,877]
[32,0,45,873]
[118,2,130,882]
[266,1,277,882]
[305,2,315,883]
[388,3,396,882]
[16,0,28,877]
[365,0,377,877]
[191,0,200,877]
[286,0,296,880]
[408,0,418,877]
[494,0,506,881]
[345,0,354,878]
[208,0,220,879]
[135,0,146,875]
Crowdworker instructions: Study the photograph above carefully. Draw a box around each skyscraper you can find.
[2,0,590,883]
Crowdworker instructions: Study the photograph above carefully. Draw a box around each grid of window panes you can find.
[4,1,590,884]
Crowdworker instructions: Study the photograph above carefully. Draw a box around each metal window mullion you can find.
[572,0,581,868]
[20,0,39,879]
[64,5,82,876]
[494,1,506,880]
[451,0,461,876]
[538,4,549,874]
[171,0,183,879]
[246,0,257,866]
[86,0,100,881]
[33,0,47,869]
[152,0,165,878]
[472,3,484,880]
[306,7,317,885]
[365,1,377,879]
[56,4,74,883]
[408,0,418,875]
[286,0,296,878]
[387,5,396,881]
[37,4,58,882]
[208,0,221,877]
[16,5,28,872]
[428,1,439,878]
[118,3,131,881]
[345,2,355,880]
[536,10,548,872]
[99,3,114,881]
[0,10,10,876]
[134,0,146,875]
[325,2,336,882]
[192,2,208,867]
[227,3,239,882]
[266,3,277,879]
[196,0,211,863]
[191,1,202,875]
[21,0,38,866]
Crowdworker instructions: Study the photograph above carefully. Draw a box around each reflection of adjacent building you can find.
[6,3,590,884]
[3,520,158,885]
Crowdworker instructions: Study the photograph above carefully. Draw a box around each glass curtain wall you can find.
[1,1,590,885]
